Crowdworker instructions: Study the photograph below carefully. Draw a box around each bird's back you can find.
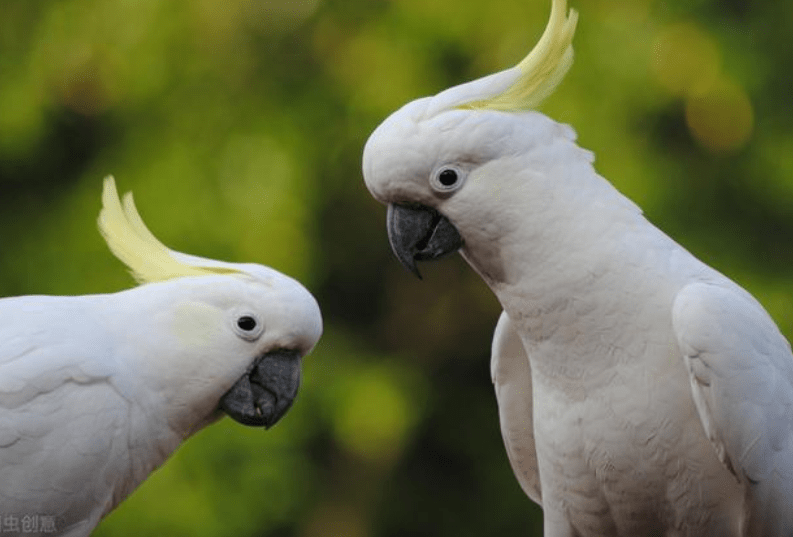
[0,294,132,536]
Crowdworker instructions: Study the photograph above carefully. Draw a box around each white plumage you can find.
[0,178,322,536]
[362,1,793,534]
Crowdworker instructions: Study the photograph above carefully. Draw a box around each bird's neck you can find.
[461,158,644,290]
[461,165,683,386]
[101,287,232,439]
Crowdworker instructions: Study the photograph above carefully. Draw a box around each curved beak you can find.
[219,349,301,428]
[387,203,463,279]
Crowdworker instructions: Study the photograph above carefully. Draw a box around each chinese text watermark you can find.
[0,514,56,534]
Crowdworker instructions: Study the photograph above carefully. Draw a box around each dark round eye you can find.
[237,316,257,332]
[430,165,465,194]
[438,168,459,187]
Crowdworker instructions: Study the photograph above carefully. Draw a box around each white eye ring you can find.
[232,312,264,341]
[430,165,465,194]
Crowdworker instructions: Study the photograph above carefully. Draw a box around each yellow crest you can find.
[98,176,241,284]
[460,0,578,111]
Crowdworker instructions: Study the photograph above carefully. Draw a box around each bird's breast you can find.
[528,337,744,536]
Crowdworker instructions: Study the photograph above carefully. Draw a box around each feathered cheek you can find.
[170,302,225,348]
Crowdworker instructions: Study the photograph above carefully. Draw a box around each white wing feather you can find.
[673,282,793,535]
[0,295,129,537]
[491,310,542,505]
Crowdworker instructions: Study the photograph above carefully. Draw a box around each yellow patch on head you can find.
[460,0,578,112]
[98,176,242,284]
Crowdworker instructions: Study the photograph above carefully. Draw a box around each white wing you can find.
[673,282,793,536]
[0,295,128,537]
[490,310,541,505]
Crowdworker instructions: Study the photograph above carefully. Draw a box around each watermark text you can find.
[0,515,56,534]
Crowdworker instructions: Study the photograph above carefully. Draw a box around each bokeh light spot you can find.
[685,77,754,153]
[333,367,416,464]
[301,502,367,537]
[651,22,721,97]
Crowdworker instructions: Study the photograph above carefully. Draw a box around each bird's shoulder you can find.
[0,294,118,407]
[0,295,132,532]
[672,280,793,493]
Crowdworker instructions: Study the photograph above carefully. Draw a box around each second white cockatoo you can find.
[362,0,793,535]
[0,177,322,536]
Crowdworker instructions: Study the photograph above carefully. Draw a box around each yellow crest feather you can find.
[460,0,578,111]
[98,176,241,284]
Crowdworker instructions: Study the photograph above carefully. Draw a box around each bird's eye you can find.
[430,165,466,194]
[237,316,257,331]
[439,168,458,186]
[233,312,264,340]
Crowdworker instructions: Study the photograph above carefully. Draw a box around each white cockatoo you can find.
[0,177,322,537]
[362,1,793,535]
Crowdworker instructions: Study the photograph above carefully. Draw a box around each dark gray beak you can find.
[219,349,301,428]
[387,203,463,279]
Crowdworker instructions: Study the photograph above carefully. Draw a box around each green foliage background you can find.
[1,0,792,535]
